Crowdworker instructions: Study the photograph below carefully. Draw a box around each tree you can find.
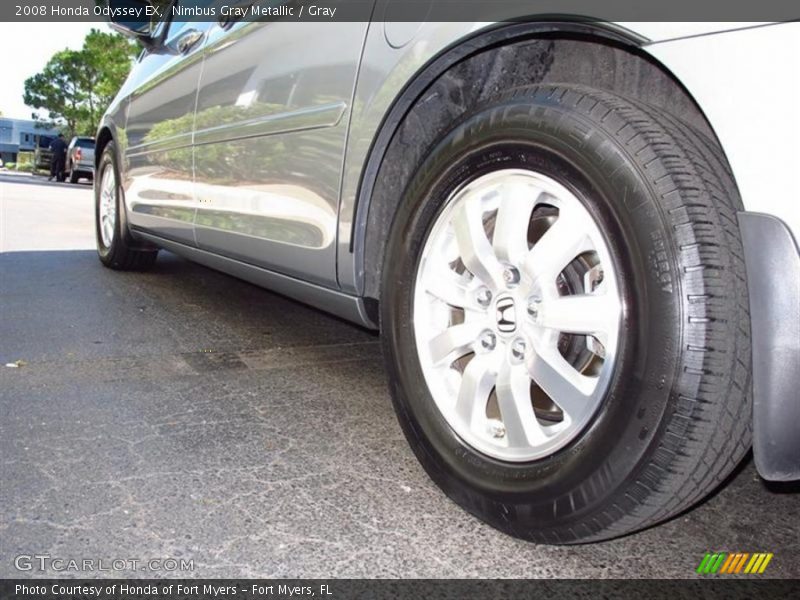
[82,29,140,115]
[23,49,87,136]
[23,29,138,137]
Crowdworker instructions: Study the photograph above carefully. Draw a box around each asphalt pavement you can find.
[1,171,798,578]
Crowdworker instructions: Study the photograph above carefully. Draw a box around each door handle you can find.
[175,29,204,54]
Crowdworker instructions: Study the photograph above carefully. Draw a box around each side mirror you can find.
[106,0,166,48]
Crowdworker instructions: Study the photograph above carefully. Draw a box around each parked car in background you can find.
[96,5,799,544]
[66,136,95,183]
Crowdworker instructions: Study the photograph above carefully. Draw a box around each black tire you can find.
[381,84,751,543]
[96,141,158,270]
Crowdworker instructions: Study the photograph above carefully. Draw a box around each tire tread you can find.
[504,85,752,541]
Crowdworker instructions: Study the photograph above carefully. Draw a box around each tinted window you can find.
[75,139,95,149]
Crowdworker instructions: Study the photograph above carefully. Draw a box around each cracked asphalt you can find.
[1,172,798,578]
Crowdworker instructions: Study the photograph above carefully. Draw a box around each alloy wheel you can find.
[413,169,623,462]
[98,163,117,248]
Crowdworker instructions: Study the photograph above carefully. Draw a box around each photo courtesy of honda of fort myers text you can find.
[13,583,336,598]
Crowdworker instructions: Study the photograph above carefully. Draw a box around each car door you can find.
[123,4,214,246]
[192,4,371,287]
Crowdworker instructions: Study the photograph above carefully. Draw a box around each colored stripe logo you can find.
[697,552,773,574]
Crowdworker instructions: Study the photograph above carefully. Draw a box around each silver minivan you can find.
[98,3,799,543]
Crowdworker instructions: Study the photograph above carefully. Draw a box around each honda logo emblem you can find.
[495,296,517,333]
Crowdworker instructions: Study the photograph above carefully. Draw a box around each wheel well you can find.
[357,26,723,301]
[95,127,113,169]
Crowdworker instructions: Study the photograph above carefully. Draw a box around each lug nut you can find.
[476,287,492,308]
[511,338,527,361]
[502,266,520,286]
[479,330,496,352]
[488,419,506,438]
[527,296,541,319]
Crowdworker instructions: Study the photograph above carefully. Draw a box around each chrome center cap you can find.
[495,295,517,333]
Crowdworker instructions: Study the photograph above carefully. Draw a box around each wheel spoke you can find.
[453,196,505,289]
[423,269,473,309]
[455,355,496,428]
[496,362,547,446]
[522,211,593,292]
[104,215,114,243]
[529,339,595,421]
[428,322,484,367]
[99,167,117,247]
[493,181,537,264]
[539,293,620,344]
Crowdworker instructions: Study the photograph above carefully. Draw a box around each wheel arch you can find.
[95,125,114,170]
[353,21,732,303]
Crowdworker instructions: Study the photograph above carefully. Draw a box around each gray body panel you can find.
[123,17,213,246]
[136,230,375,327]
[191,20,368,287]
[337,21,486,293]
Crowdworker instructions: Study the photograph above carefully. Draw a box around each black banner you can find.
[2,579,800,600]
[1,0,799,23]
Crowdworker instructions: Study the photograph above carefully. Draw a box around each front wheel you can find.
[381,85,751,543]
[95,141,158,270]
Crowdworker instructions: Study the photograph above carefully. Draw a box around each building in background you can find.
[0,117,59,164]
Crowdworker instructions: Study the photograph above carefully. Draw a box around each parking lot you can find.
[1,170,798,578]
